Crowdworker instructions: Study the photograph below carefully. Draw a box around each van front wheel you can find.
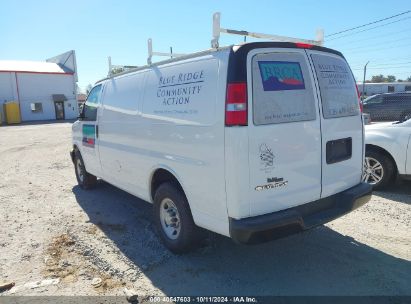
[153,183,199,254]
[74,150,97,190]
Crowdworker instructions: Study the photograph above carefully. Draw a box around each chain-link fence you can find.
[362,92,411,122]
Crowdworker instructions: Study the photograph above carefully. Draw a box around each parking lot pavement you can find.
[0,122,410,296]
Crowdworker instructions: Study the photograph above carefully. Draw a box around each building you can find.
[357,82,411,98]
[0,50,78,123]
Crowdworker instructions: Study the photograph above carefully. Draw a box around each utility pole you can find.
[362,61,370,101]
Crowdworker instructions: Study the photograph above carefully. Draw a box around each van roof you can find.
[95,42,343,85]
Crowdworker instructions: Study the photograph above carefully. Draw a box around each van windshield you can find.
[311,54,360,119]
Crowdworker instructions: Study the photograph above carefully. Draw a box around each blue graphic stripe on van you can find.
[258,61,305,91]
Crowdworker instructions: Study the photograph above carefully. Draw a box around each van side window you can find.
[84,85,102,121]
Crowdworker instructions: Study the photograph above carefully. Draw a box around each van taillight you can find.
[355,84,363,112]
[225,82,248,126]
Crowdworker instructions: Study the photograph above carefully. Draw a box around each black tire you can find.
[73,150,97,190]
[153,182,200,254]
[364,149,396,190]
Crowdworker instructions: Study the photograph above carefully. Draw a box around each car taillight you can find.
[355,84,363,112]
[225,82,247,126]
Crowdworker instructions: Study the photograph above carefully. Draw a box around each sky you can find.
[1,0,411,92]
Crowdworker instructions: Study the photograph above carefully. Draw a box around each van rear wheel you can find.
[74,150,97,190]
[153,183,199,254]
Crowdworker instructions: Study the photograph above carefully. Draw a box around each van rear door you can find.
[307,51,363,198]
[247,49,322,217]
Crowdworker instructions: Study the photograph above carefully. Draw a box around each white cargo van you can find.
[71,40,372,253]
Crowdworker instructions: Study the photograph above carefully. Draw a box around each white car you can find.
[364,119,411,189]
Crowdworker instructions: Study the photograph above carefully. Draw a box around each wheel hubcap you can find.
[159,198,181,240]
[362,156,384,185]
[76,158,85,183]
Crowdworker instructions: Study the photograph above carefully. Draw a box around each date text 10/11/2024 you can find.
[147,296,258,303]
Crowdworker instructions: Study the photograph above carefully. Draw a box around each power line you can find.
[343,41,411,54]
[351,61,411,68]
[326,10,411,37]
[351,65,411,71]
[348,56,411,66]
[326,27,411,47]
[340,35,411,51]
[326,16,411,42]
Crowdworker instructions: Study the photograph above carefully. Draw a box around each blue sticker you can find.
[258,61,305,91]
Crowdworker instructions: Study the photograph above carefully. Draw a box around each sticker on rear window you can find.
[258,61,305,91]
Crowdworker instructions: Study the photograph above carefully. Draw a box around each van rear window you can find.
[311,54,360,119]
[252,53,316,125]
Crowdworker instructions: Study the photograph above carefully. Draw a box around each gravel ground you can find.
[0,122,410,297]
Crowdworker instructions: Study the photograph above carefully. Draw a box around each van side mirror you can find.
[78,104,85,120]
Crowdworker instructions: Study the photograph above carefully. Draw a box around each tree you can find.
[86,84,93,95]
[111,67,124,75]
[370,74,398,83]
[386,75,396,82]
[76,84,83,94]
[371,75,385,83]
[407,76,411,82]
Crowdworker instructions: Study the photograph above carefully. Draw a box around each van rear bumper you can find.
[229,182,372,244]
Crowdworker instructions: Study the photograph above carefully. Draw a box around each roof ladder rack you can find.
[211,12,324,48]
[147,38,186,65]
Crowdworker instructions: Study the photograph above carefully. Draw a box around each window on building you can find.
[388,86,395,93]
[31,103,43,113]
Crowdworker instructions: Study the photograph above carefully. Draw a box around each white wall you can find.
[357,82,411,96]
[17,73,78,121]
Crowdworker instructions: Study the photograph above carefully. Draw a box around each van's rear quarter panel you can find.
[140,52,231,236]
